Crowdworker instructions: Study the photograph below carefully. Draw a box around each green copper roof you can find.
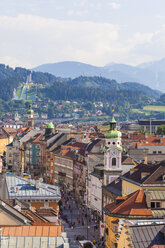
[104,113,121,139]
[27,104,34,114]
[110,115,116,123]
[46,122,54,129]
[104,130,122,139]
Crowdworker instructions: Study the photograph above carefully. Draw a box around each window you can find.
[112,224,118,233]
[158,151,162,154]
[112,158,116,167]
[108,142,110,145]
[151,202,160,208]
[105,228,109,235]
[112,142,115,145]
[112,243,118,248]
[153,151,157,154]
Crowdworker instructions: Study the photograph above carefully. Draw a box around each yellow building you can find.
[104,189,165,248]
[0,136,10,156]
[0,127,17,155]
[121,162,165,199]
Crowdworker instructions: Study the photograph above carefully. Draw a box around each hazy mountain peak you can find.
[33,58,165,92]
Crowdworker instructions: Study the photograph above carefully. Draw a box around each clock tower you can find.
[27,104,34,128]
[104,113,122,186]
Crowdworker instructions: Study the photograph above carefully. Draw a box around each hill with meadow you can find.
[0,63,163,120]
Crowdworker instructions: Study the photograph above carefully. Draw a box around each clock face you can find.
[110,149,117,157]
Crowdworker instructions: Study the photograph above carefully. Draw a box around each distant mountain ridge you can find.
[65,76,161,99]
[0,63,163,120]
[33,59,165,92]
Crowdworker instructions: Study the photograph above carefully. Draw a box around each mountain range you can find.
[0,63,164,120]
[33,58,165,92]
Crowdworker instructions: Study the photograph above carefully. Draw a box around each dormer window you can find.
[141,172,150,179]
[130,168,138,175]
[151,202,160,208]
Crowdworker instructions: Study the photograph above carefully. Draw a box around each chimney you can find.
[145,190,151,208]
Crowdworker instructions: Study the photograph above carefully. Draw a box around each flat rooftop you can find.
[6,175,61,200]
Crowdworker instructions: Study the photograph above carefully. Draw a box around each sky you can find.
[1,0,165,68]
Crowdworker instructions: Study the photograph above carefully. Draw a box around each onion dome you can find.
[46,122,54,129]
[104,111,121,139]
[104,130,122,139]
[27,104,34,114]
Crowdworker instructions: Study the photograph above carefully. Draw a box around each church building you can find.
[104,114,122,186]
[27,104,34,128]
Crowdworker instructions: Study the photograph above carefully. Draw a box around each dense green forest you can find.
[0,63,163,120]
[0,64,62,101]
[66,76,161,99]
[39,81,149,107]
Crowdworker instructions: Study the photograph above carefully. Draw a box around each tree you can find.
[157,125,165,135]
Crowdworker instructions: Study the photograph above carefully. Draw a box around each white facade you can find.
[90,173,103,215]
[104,136,122,185]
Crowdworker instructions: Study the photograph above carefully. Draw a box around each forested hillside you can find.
[0,64,61,101]
[0,64,162,120]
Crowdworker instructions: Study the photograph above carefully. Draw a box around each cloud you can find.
[0,14,120,67]
[128,27,165,64]
[0,14,165,68]
[0,56,31,69]
[108,2,121,9]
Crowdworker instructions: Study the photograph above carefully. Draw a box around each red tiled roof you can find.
[122,132,145,141]
[132,135,165,146]
[36,208,57,217]
[2,127,17,136]
[27,133,42,143]
[105,190,152,216]
[17,127,31,133]
[21,209,49,223]
[1,225,63,237]
[65,150,75,159]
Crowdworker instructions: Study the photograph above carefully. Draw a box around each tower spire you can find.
[103,110,122,185]
[110,109,116,131]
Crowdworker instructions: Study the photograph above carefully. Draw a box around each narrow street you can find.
[59,190,105,247]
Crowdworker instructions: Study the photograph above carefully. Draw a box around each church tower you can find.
[27,104,34,128]
[104,112,122,186]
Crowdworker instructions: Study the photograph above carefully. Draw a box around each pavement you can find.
[59,190,105,247]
